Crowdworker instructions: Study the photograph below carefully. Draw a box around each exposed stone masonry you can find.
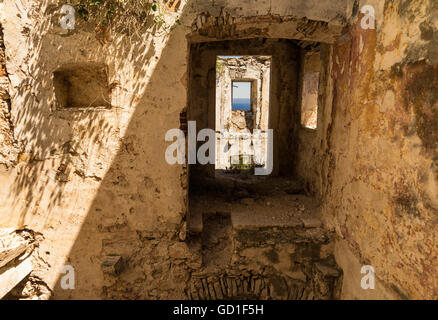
[0,23,17,166]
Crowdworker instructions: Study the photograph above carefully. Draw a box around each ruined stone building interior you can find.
[0,0,437,301]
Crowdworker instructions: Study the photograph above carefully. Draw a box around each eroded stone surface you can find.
[0,0,436,300]
[297,0,438,299]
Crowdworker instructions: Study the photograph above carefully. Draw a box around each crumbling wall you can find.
[0,0,189,298]
[0,0,350,299]
[187,187,343,301]
[0,22,17,167]
[188,223,343,300]
[297,0,438,299]
[189,0,349,43]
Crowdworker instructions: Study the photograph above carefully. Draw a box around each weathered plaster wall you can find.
[0,0,189,298]
[0,21,17,167]
[0,0,350,299]
[297,0,438,299]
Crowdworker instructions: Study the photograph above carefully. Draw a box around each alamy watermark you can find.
[360,5,375,30]
[60,265,75,290]
[60,5,75,30]
[361,265,375,290]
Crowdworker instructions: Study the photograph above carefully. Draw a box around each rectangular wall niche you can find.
[300,51,321,130]
[53,63,110,109]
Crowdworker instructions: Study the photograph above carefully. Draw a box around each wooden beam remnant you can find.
[0,258,33,299]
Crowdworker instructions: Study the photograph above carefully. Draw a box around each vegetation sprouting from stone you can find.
[65,0,179,34]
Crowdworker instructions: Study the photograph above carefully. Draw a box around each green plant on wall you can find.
[216,60,225,75]
[66,0,178,34]
[230,155,254,171]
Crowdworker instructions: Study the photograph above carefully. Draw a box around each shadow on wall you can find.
[1,0,189,298]
[49,4,190,299]
[6,0,175,227]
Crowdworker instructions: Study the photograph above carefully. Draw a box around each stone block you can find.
[101,255,124,275]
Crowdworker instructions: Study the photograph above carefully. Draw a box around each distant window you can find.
[300,72,319,129]
[232,81,251,111]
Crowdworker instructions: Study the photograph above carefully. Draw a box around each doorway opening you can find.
[215,55,271,174]
[185,38,341,299]
[187,38,313,229]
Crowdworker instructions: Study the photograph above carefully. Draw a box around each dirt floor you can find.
[189,173,322,234]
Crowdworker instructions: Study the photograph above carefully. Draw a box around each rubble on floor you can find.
[0,228,51,300]
[187,176,343,299]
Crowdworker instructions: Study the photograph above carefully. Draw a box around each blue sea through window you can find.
[232,81,251,111]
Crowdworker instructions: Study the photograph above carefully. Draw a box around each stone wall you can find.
[0,22,17,167]
[296,0,438,299]
[187,219,342,300]
[0,0,189,298]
